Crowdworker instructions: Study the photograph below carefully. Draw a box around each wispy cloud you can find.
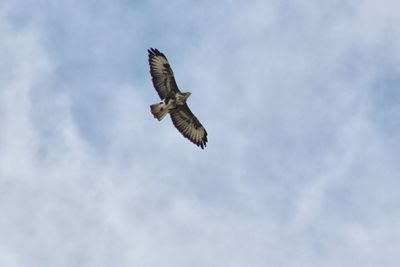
[0,0,399,266]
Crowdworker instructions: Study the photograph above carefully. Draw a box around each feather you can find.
[148,48,180,99]
[150,102,169,121]
[169,105,208,149]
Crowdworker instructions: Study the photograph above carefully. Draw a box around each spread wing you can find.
[148,48,180,99]
[170,104,208,149]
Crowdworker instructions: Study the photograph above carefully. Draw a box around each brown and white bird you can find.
[148,48,208,149]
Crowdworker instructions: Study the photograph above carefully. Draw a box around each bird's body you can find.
[150,92,191,121]
[148,48,208,149]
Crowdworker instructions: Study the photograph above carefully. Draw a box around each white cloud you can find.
[1,0,400,266]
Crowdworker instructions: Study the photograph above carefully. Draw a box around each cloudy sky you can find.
[1,0,400,266]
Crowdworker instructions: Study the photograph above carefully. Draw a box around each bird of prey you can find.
[148,48,208,149]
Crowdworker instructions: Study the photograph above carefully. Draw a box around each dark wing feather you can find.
[170,104,208,149]
[148,48,180,99]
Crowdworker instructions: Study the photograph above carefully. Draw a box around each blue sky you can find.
[1,0,400,266]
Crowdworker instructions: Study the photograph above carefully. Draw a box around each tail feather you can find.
[150,102,169,121]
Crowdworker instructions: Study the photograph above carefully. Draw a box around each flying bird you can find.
[148,48,208,149]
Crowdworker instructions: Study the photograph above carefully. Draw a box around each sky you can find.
[1,0,400,266]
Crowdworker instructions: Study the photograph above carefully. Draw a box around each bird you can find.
[148,48,208,149]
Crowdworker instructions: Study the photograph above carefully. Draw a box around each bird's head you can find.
[176,92,192,104]
[182,92,192,100]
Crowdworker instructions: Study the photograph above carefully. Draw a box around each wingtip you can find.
[199,141,207,150]
[148,48,161,55]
